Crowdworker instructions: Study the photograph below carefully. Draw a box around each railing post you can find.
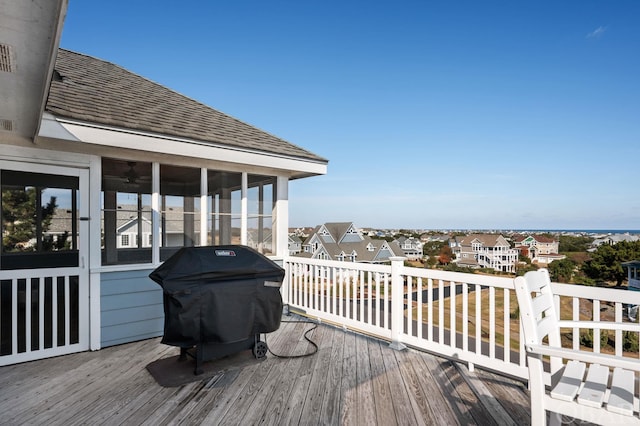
[281,258,290,315]
[389,256,407,351]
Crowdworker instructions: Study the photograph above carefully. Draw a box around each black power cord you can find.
[264,319,319,359]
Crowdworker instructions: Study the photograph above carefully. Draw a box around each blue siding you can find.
[100,269,164,347]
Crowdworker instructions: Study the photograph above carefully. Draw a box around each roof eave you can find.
[38,114,328,178]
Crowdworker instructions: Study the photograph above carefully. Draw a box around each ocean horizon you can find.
[417,228,640,235]
[512,229,640,235]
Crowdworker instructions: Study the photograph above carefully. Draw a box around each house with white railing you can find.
[451,233,518,273]
[513,234,565,265]
[623,260,640,291]
[393,236,424,260]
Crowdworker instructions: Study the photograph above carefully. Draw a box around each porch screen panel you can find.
[160,165,201,261]
[207,170,241,246]
[247,174,275,255]
[1,170,79,270]
[101,159,152,265]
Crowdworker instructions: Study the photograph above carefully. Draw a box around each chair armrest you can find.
[557,321,640,333]
[526,344,640,372]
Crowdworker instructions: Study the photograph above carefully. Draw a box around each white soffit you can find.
[43,117,327,176]
[0,0,67,142]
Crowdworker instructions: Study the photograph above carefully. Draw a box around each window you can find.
[160,165,201,261]
[101,158,152,265]
[247,174,275,255]
[1,170,80,270]
[207,170,242,246]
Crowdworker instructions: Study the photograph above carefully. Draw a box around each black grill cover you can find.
[149,245,284,347]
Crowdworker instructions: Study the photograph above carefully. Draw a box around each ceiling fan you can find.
[124,162,140,184]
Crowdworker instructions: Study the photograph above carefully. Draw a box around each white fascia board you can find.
[48,117,327,176]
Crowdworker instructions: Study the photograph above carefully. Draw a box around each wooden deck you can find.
[0,316,532,425]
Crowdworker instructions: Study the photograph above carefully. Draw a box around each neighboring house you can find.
[393,236,423,260]
[623,260,640,320]
[0,2,327,366]
[299,222,403,263]
[288,235,303,256]
[513,234,565,264]
[623,260,640,292]
[591,233,640,249]
[451,234,518,273]
[420,233,450,244]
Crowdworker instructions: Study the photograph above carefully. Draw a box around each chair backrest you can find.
[514,268,562,349]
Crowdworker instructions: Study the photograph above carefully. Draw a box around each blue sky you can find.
[60,1,640,230]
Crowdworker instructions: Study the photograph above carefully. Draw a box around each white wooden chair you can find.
[514,268,640,425]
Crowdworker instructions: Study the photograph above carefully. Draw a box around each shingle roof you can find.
[46,49,327,163]
[459,234,505,247]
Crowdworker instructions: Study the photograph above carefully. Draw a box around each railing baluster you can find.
[475,284,481,355]
[489,286,495,359]
[438,279,444,344]
[450,281,456,349]
[52,277,58,348]
[352,269,357,321]
[427,278,433,342]
[407,276,413,337]
[39,277,45,351]
[572,296,580,351]
[332,266,337,316]
[65,276,70,346]
[360,270,365,323]
[503,288,509,363]
[11,278,18,355]
[367,271,372,325]
[417,277,423,341]
[594,299,601,354]
[339,268,344,318]
[462,283,468,353]
[615,303,622,357]
[25,279,32,353]
[383,273,389,330]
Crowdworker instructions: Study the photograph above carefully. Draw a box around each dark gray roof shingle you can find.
[46,49,327,163]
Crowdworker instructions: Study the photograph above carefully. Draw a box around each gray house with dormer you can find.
[299,222,403,263]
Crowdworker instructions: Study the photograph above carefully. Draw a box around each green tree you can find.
[582,241,640,285]
[547,258,577,283]
[1,188,58,252]
[422,240,447,258]
[559,235,593,253]
[424,254,438,268]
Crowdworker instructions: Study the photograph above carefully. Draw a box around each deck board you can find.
[380,338,419,426]
[0,316,531,425]
[368,337,398,425]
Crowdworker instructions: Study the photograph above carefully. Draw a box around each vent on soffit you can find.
[0,44,15,73]
[0,119,14,131]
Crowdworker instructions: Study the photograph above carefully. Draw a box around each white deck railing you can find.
[283,256,640,381]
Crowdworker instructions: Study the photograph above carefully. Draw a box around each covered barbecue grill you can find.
[149,245,284,374]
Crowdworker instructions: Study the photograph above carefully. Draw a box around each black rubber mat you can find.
[146,349,263,387]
